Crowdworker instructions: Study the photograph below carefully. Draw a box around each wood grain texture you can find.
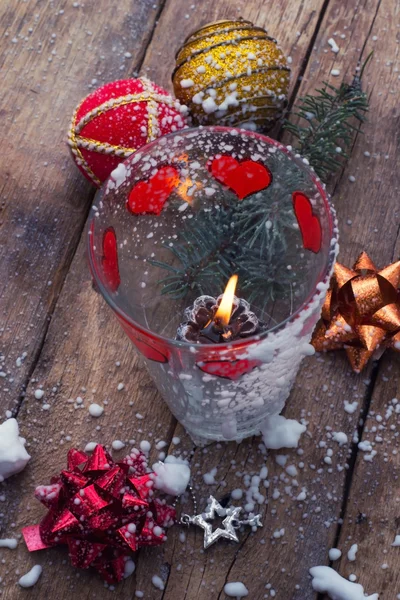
[0,0,399,599]
[0,1,329,598]
[0,0,163,414]
[328,2,400,597]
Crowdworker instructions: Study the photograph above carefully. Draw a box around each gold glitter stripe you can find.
[68,106,102,187]
[74,135,136,156]
[182,19,254,43]
[181,21,275,48]
[180,66,291,106]
[75,92,177,134]
[173,35,283,75]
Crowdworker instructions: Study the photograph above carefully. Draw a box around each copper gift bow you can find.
[23,445,176,584]
[312,252,400,372]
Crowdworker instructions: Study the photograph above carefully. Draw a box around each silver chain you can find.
[172,483,198,525]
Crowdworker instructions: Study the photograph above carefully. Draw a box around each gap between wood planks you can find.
[9,0,170,422]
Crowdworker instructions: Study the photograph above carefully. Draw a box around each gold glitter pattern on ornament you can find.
[173,19,290,130]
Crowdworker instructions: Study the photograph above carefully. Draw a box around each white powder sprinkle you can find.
[18,565,43,588]
[224,581,249,598]
[152,575,164,590]
[203,467,217,484]
[329,548,342,561]
[180,78,194,88]
[84,442,97,452]
[124,559,135,579]
[34,389,45,400]
[112,440,125,451]
[332,432,348,446]
[88,404,104,417]
[344,401,358,414]
[392,535,400,547]
[202,97,218,114]
[347,543,358,561]
[328,38,340,53]
[140,440,151,453]
[0,538,18,549]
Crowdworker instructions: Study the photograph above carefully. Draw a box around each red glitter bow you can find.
[22,445,176,584]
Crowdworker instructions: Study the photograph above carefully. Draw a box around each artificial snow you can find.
[0,418,31,481]
[328,38,340,53]
[310,566,378,599]
[180,78,194,88]
[392,535,400,547]
[332,432,348,446]
[0,538,18,549]
[123,559,135,579]
[139,440,151,453]
[202,97,218,114]
[112,440,125,451]
[329,548,342,561]
[344,401,358,415]
[88,403,104,417]
[84,442,97,452]
[261,415,306,449]
[347,543,358,561]
[224,581,249,598]
[152,575,164,590]
[152,456,190,495]
[18,565,43,588]
[108,163,128,190]
[203,467,217,484]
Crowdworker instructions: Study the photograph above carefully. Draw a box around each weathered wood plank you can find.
[327,2,400,596]
[0,0,162,414]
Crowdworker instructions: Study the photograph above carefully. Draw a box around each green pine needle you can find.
[284,55,371,179]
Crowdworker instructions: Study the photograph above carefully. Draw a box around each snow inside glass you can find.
[88,127,338,444]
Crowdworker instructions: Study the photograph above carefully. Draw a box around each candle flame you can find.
[214,275,238,327]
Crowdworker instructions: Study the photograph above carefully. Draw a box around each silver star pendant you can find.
[188,495,262,549]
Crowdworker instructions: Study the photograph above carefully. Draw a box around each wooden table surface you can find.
[1,0,399,598]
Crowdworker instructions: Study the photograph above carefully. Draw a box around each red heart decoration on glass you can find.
[118,320,168,363]
[210,156,272,200]
[127,166,179,215]
[197,358,259,380]
[102,227,120,292]
[292,191,322,253]
[131,337,168,363]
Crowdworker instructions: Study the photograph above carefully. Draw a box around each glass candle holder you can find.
[88,127,338,444]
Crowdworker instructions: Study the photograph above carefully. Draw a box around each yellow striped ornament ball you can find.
[172,19,291,131]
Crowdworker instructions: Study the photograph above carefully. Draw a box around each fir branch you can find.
[284,55,371,181]
[149,208,241,298]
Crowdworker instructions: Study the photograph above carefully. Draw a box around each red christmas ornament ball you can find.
[68,77,188,187]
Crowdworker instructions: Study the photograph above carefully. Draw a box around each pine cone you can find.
[176,295,264,343]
